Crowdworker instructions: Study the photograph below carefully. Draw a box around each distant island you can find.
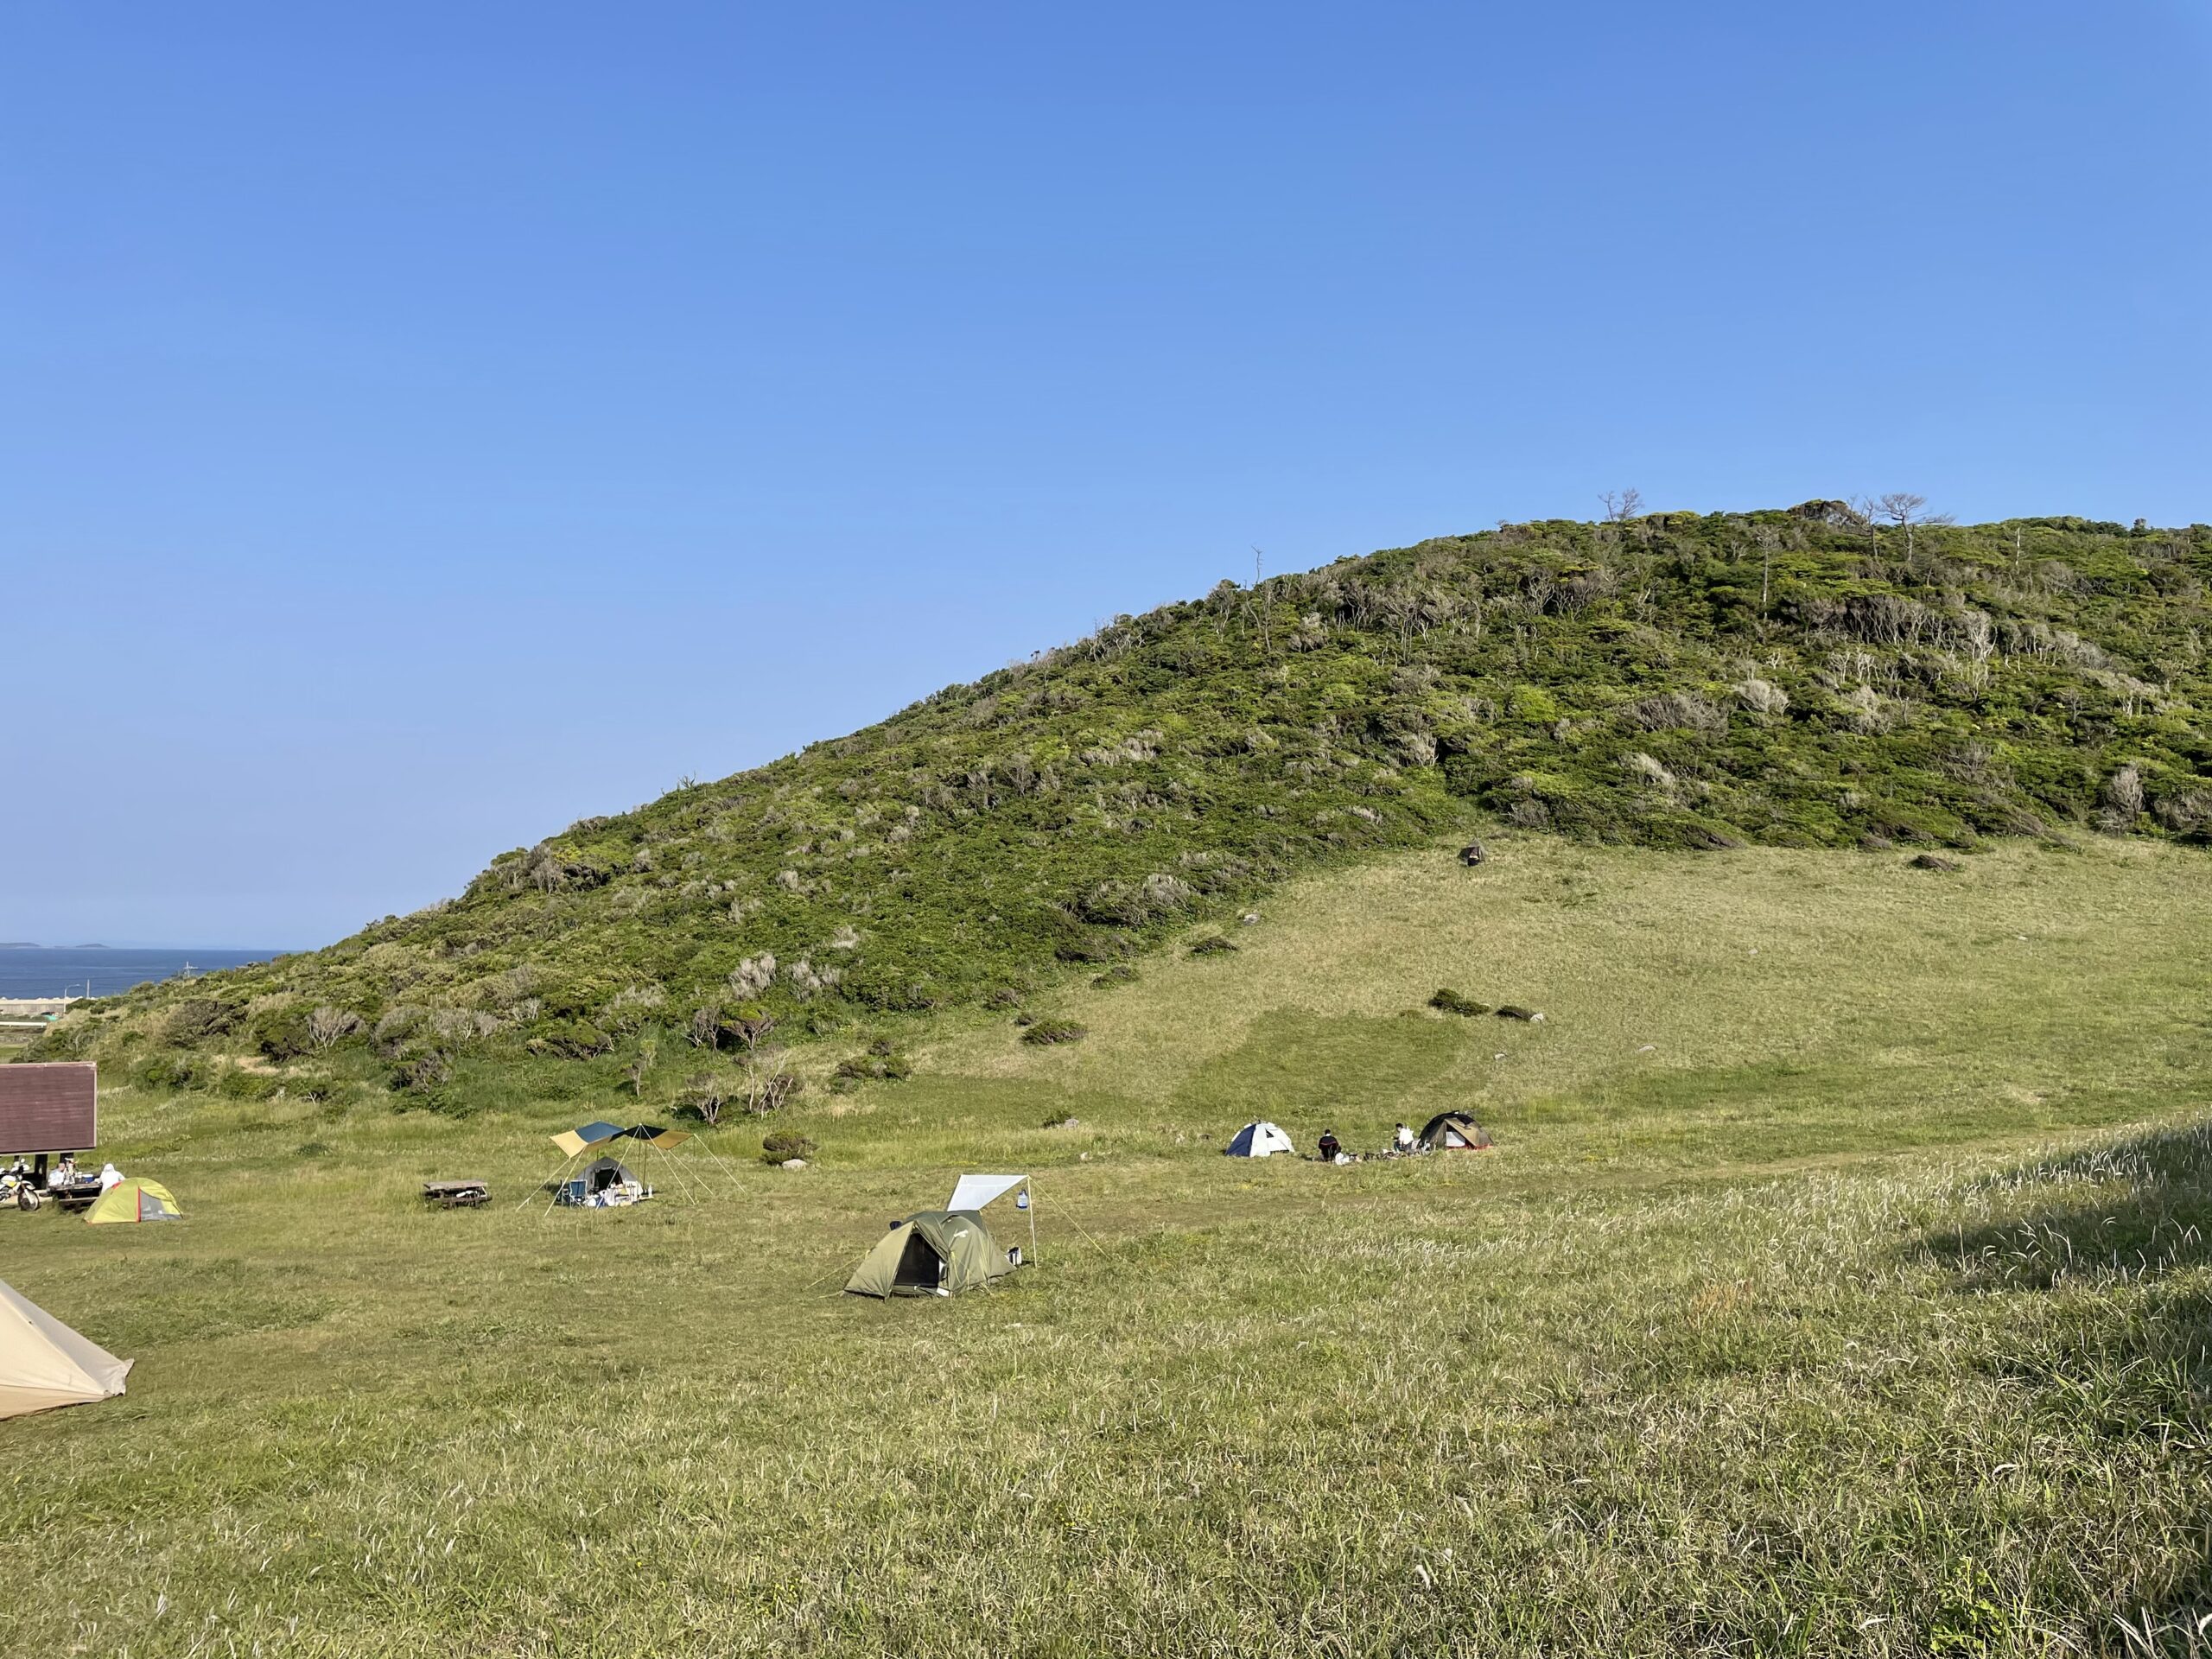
[0,943,111,950]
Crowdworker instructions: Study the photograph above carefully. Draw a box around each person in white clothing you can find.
[99,1162,124,1190]
[1394,1122,1414,1153]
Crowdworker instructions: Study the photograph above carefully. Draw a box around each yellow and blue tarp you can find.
[550,1122,691,1159]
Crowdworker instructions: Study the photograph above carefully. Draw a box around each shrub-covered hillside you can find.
[38,505,2212,1090]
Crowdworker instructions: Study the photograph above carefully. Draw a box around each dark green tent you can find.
[845,1210,1014,1299]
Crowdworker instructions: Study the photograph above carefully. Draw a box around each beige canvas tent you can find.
[0,1276,132,1420]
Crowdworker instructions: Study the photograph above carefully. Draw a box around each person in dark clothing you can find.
[1316,1129,1342,1161]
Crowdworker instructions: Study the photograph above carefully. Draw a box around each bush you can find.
[391,1047,454,1092]
[213,1064,281,1102]
[761,1129,816,1165]
[830,1048,913,1092]
[747,1072,804,1114]
[131,1052,201,1091]
[1495,1005,1542,1021]
[1090,964,1140,988]
[679,1071,734,1125]
[162,998,234,1047]
[251,1004,315,1062]
[1189,935,1238,957]
[1022,1019,1089,1046]
[1429,988,1490,1016]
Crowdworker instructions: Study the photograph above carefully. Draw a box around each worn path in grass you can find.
[3,839,2209,1655]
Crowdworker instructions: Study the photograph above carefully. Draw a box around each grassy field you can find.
[3,836,2210,1656]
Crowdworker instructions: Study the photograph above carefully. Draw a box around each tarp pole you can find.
[690,1134,751,1196]
[1027,1179,1039,1266]
[525,1150,583,1212]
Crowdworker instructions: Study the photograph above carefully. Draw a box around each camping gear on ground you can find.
[558,1156,648,1208]
[0,1277,132,1421]
[532,1121,742,1213]
[422,1179,490,1209]
[946,1173,1039,1264]
[84,1178,183,1224]
[0,1063,98,1159]
[1224,1121,1295,1158]
[1417,1111,1493,1152]
[845,1210,1015,1298]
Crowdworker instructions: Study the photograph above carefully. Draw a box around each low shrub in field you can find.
[391,1047,454,1092]
[747,1071,804,1114]
[1495,1004,1543,1021]
[679,1071,735,1125]
[1429,988,1489,1015]
[131,1052,200,1091]
[830,1042,913,1091]
[1022,1019,1089,1046]
[760,1129,815,1165]
[212,1064,281,1102]
[251,1004,315,1062]
[1090,964,1140,988]
[1189,935,1238,957]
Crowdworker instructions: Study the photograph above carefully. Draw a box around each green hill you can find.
[35,505,2212,1103]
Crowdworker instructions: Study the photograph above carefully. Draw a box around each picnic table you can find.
[422,1179,490,1209]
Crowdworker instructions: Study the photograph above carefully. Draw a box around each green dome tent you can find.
[846,1210,1015,1299]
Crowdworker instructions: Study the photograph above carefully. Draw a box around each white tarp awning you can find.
[947,1173,1028,1211]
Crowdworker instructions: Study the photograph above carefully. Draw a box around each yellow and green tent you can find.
[85,1178,183,1224]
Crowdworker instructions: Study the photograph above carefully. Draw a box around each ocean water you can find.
[0,947,283,1000]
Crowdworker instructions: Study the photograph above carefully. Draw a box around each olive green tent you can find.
[845,1210,1014,1299]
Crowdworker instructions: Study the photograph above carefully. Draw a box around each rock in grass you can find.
[1910,853,1962,872]
[1429,988,1490,1016]
[1495,1005,1544,1021]
[779,1157,807,1171]
[1022,1019,1089,1046]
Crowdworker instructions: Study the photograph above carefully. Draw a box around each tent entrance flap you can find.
[894,1230,945,1291]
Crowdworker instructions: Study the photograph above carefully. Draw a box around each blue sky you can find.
[3,2,2207,947]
